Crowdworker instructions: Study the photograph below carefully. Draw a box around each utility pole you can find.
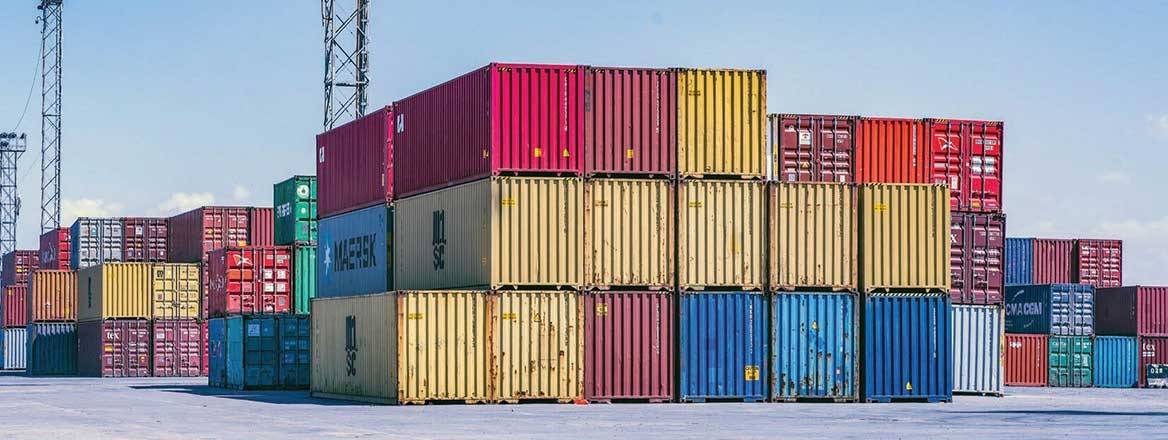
[0,133,27,259]
[39,0,63,233]
[321,0,369,129]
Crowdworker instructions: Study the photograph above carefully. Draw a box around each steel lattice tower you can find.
[322,0,369,129]
[0,133,27,259]
[39,0,63,232]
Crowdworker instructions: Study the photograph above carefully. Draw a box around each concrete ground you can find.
[0,374,1164,439]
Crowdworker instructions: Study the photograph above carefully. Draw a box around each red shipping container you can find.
[153,319,203,377]
[769,114,855,183]
[584,67,675,177]
[584,291,674,403]
[950,212,1005,304]
[38,227,70,270]
[925,119,1004,212]
[394,63,584,198]
[207,246,292,318]
[249,207,274,247]
[1,250,39,287]
[855,117,928,183]
[1139,336,1168,387]
[2,286,27,327]
[1073,239,1122,288]
[122,217,168,262]
[77,320,151,378]
[1095,286,1168,336]
[1005,333,1048,386]
[1033,239,1074,284]
[316,106,394,218]
[167,206,251,263]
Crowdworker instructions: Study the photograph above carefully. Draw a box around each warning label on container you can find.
[248,323,261,337]
[595,303,609,316]
[744,365,760,381]
[533,147,543,158]
[798,131,811,146]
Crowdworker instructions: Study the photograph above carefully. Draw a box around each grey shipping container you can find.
[70,217,124,270]
[26,323,77,376]
[2,328,26,370]
[952,305,1003,396]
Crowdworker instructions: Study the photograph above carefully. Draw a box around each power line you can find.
[12,45,41,132]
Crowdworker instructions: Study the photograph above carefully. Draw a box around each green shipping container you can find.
[274,176,317,245]
[1048,336,1093,387]
[294,243,317,314]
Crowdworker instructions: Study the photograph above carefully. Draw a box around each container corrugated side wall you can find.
[399,291,491,403]
[769,183,857,291]
[29,270,76,322]
[1033,239,1073,284]
[584,67,676,177]
[1005,237,1033,285]
[1005,333,1048,386]
[859,184,950,292]
[679,180,764,290]
[952,305,1003,395]
[679,292,768,402]
[584,179,673,290]
[27,322,76,376]
[676,69,765,178]
[1093,336,1137,388]
[293,244,316,314]
[863,295,952,402]
[771,293,857,401]
[77,263,152,322]
[2,328,26,369]
[492,291,583,402]
[1137,287,1168,336]
[855,118,928,184]
[583,291,674,402]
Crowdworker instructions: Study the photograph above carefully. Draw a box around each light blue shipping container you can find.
[1005,237,1034,286]
[770,292,857,402]
[1093,336,1137,388]
[863,294,953,403]
[69,217,124,270]
[1005,284,1094,335]
[317,204,392,298]
[26,323,76,376]
[2,328,26,370]
[679,292,768,402]
[952,305,1003,396]
[209,315,310,390]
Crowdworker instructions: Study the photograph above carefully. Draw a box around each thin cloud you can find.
[152,192,215,216]
[62,199,126,226]
[1150,113,1168,141]
[232,184,252,203]
[1095,171,1131,185]
[1094,217,1168,284]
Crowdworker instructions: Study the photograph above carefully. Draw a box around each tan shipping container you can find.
[769,182,858,291]
[676,68,766,179]
[583,179,674,290]
[492,290,583,402]
[150,263,201,320]
[76,263,152,322]
[679,180,765,290]
[29,270,76,322]
[394,176,583,290]
[399,291,492,403]
[859,184,951,293]
[311,292,399,404]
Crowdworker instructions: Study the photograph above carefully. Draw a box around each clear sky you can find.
[1,1,1166,281]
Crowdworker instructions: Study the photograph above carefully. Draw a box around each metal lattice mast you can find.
[0,134,27,258]
[39,0,63,232]
[322,0,369,129]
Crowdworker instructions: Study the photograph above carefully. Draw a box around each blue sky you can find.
[1,1,1166,281]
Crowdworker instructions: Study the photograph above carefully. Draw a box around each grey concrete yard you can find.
[0,373,1164,439]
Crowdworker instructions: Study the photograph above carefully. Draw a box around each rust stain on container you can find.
[398,291,492,404]
[768,182,857,291]
[584,179,673,290]
[677,69,766,178]
[679,180,764,290]
[491,291,583,402]
[859,184,950,293]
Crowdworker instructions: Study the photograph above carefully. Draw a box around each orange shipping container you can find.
[29,270,76,322]
[855,118,928,184]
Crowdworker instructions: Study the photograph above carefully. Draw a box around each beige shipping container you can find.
[76,263,152,322]
[492,290,583,402]
[29,270,77,322]
[679,180,765,290]
[583,179,674,290]
[676,68,766,179]
[769,182,858,291]
[395,176,583,290]
[311,292,399,404]
[150,263,201,320]
[399,291,492,403]
[859,184,951,293]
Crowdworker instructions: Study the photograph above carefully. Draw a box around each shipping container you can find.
[768,114,855,183]
[770,292,858,402]
[316,107,394,217]
[1005,333,1048,386]
[583,179,673,290]
[150,263,200,320]
[924,119,1004,212]
[1048,336,1092,387]
[492,290,583,402]
[28,270,76,322]
[1005,237,1033,285]
[206,247,292,317]
[77,319,151,377]
[201,320,208,377]
[1095,286,1168,336]
[209,314,309,390]
[678,180,765,290]
[855,118,928,184]
[1139,336,1168,387]
[317,203,392,298]
[950,212,1005,304]
[274,175,318,244]
[768,182,857,291]
[1033,239,1073,284]
[2,328,25,369]
[1093,336,1137,388]
[1005,284,1094,335]
[167,206,250,263]
[121,217,167,262]
[1073,239,1123,288]
[249,207,275,247]
[38,227,70,270]
[2,250,39,286]
[278,315,310,388]
[584,67,675,177]
[858,184,950,293]
[395,177,582,290]
[76,263,152,322]
[584,291,673,402]
[394,63,584,198]
[676,68,766,179]
[952,305,1004,396]
[311,292,400,404]
[678,292,768,402]
[292,244,316,314]
[862,294,953,402]
[400,291,492,404]
[3,286,28,328]
[69,218,122,270]
[152,319,202,377]
[26,322,76,376]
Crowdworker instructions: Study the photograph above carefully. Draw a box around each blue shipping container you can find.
[208,318,227,387]
[1093,336,1137,388]
[1005,237,1033,286]
[863,295,953,403]
[771,292,857,402]
[2,328,26,370]
[279,315,310,388]
[317,204,392,298]
[209,315,309,390]
[26,323,76,376]
[679,293,768,402]
[1004,284,1094,335]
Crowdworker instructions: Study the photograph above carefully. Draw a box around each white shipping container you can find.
[952,304,1003,396]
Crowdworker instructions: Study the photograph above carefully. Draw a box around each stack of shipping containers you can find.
[27,227,76,375]
[76,262,152,377]
[1095,286,1166,388]
[1,250,39,369]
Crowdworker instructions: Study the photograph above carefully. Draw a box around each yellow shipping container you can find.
[76,263,152,322]
[859,184,951,292]
[679,180,765,290]
[583,179,674,290]
[150,263,201,320]
[29,270,77,322]
[769,182,858,291]
[677,68,766,178]
[492,290,583,402]
[311,292,399,404]
[398,291,492,404]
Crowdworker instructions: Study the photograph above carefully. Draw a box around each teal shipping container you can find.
[278,315,310,388]
[1048,336,1093,387]
[863,294,953,402]
[26,323,76,376]
[770,292,857,402]
[208,314,310,390]
[293,244,317,314]
[679,292,768,402]
[273,175,317,245]
[1093,336,1136,388]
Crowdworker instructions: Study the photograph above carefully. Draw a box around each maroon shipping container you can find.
[167,206,251,263]
[394,63,584,198]
[248,207,274,247]
[78,320,151,377]
[1073,239,1122,288]
[770,114,855,183]
[316,106,394,218]
[584,291,674,402]
[1033,238,1073,284]
[1005,333,1048,387]
[39,227,70,270]
[2,250,39,287]
[122,217,168,262]
[925,119,1003,212]
[583,67,675,177]
[1095,286,1168,336]
[2,286,27,327]
[950,212,1005,304]
[1139,336,1168,387]
[153,319,203,377]
[206,246,292,318]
